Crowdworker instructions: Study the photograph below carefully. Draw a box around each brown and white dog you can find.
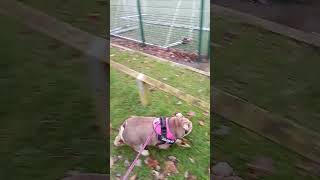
[113,113,192,156]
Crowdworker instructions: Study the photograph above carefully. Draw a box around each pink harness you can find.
[153,117,176,144]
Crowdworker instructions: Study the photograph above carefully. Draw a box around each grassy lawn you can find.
[19,0,107,36]
[213,16,320,132]
[213,115,319,180]
[0,15,106,180]
[110,48,210,101]
[110,69,210,179]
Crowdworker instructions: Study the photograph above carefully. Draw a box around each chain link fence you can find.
[111,0,210,61]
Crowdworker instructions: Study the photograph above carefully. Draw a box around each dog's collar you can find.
[153,117,176,145]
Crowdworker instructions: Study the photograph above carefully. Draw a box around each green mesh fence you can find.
[111,0,210,59]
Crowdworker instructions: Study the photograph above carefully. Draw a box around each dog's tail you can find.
[113,120,127,146]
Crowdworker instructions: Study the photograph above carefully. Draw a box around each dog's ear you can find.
[183,121,192,131]
[182,120,193,136]
[183,123,189,131]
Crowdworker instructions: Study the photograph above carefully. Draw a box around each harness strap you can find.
[156,117,175,145]
[157,117,166,145]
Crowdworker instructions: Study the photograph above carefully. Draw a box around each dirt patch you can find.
[111,37,210,72]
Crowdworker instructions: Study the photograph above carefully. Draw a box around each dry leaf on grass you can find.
[111,156,121,168]
[163,161,179,175]
[198,120,205,126]
[168,156,177,162]
[152,170,165,180]
[124,160,130,167]
[175,138,191,148]
[187,111,196,117]
[189,157,195,164]
[145,157,159,169]
[187,175,197,180]
[184,171,189,178]
[129,174,137,180]
[202,112,209,116]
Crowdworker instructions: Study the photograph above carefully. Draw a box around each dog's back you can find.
[114,117,155,147]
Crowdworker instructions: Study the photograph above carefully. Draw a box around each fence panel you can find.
[110,0,210,60]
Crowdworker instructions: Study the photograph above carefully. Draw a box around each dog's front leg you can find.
[132,145,150,156]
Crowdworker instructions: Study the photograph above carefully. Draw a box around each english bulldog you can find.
[113,113,192,156]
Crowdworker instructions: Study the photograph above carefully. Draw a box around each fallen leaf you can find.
[184,171,189,178]
[168,156,177,162]
[202,112,209,117]
[111,155,121,167]
[187,111,196,117]
[115,173,121,177]
[152,170,165,180]
[187,175,197,180]
[129,174,137,180]
[198,120,205,126]
[156,165,161,171]
[136,159,142,167]
[163,161,179,175]
[124,159,130,167]
[189,157,195,163]
[176,138,191,148]
[145,157,159,169]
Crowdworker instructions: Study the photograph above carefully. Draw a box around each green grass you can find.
[213,115,319,180]
[19,0,107,36]
[110,48,210,101]
[0,15,106,180]
[213,16,320,132]
[109,47,316,179]
[110,69,210,179]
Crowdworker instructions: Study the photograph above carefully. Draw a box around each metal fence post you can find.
[208,32,211,62]
[198,0,205,62]
[137,0,146,46]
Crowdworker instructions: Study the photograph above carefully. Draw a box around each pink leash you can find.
[121,131,155,180]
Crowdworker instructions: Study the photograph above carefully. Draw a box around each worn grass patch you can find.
[110,47,210,101]
[213,16,320,132]
[110,68,210,179]
[0,15,106,180]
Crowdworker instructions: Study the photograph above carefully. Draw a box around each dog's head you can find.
[169,113,193,139]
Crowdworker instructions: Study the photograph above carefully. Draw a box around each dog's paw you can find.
[141,150,150,156]
[113,135,124,146]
